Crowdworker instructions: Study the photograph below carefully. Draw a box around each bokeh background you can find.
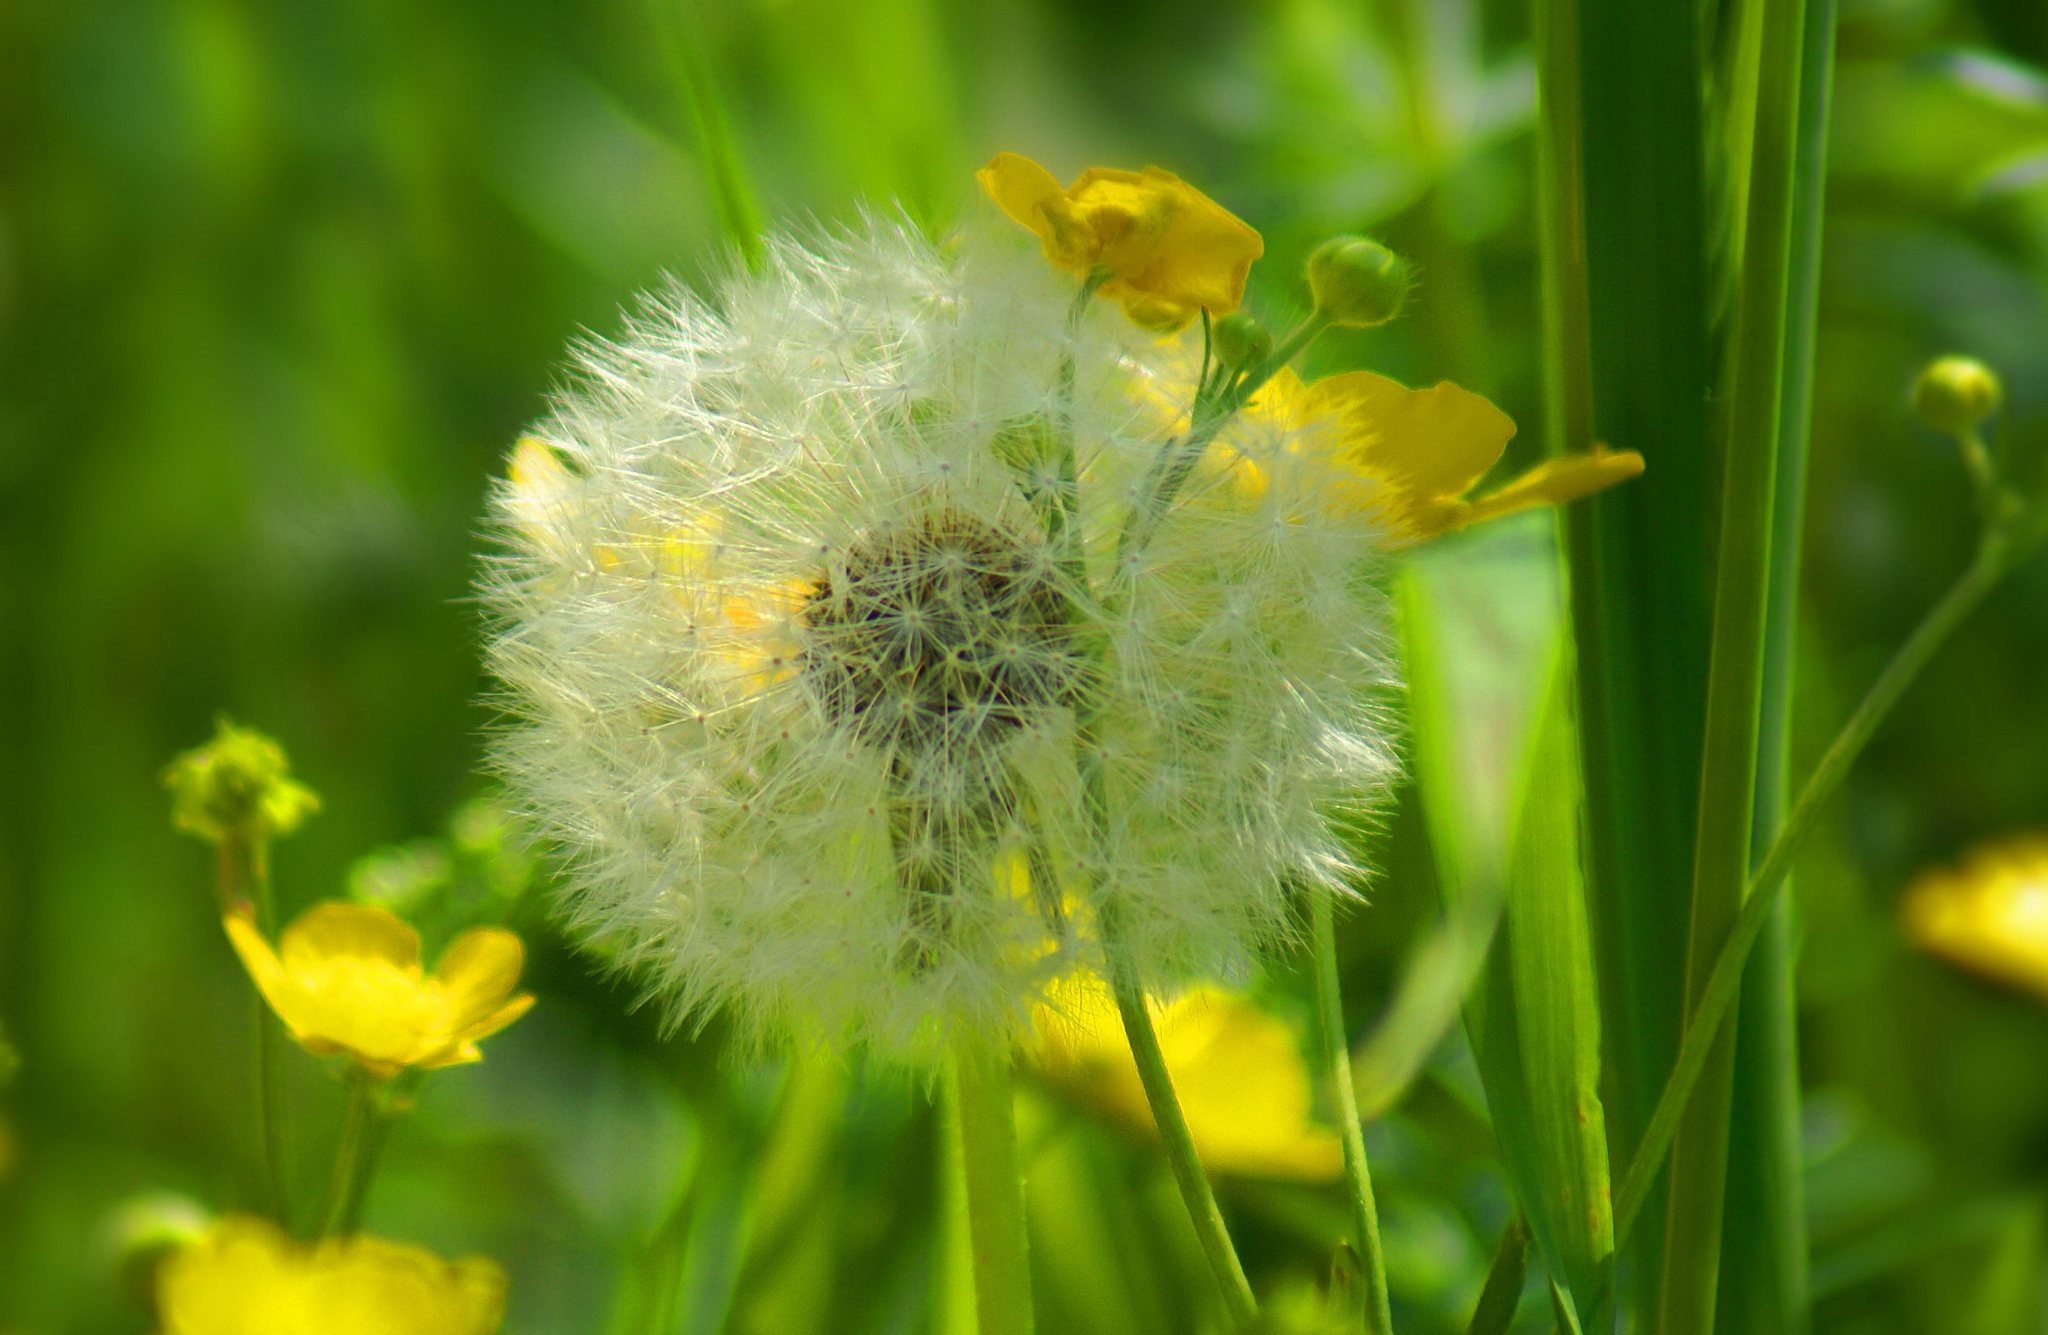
[3,0,2048,1331]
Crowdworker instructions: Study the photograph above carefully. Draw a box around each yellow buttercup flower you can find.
[1033,973,1342,1182]
[225,902,534,1079]
[1904,835,2048,1000]
[977,151,1264,330]
[1238,367,1645,546]
[157,1215,505,1335]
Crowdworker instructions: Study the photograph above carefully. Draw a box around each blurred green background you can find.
[4,0,2048,1331]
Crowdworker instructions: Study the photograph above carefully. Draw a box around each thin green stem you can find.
[223,831,289,1223]
[1657,1,1807,1329]
[319,1069,377,1239]
[1615,530,2030,1245]
[1116,312,1330,567]
[952,1033,1034,1335]
[1100,908,1259,1331]
[1309,888,1392,1335]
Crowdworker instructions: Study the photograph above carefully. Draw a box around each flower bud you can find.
[98,1192,211,1308]
[1912,355,2003,436]
[162,717,320,846]
[1212,312,1273,370]
[1305,236,1409,328]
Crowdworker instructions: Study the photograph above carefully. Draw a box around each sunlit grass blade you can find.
[1399,519,1611,1311]
[1657,1,1807,1330]
[1720,2,1836,1331]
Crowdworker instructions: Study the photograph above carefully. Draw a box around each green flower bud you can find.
[1305,236,1410,328]
[1912,355,2003,436]
[1211,312,1273,369]
[98,1191,211,1308]
[162,717,320,847]
[348,840,453,917]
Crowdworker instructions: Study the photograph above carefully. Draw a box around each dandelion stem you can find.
[1310,887,1393,1334]
[319,1069,379,1239]
[1100,906,1260,1331]
[951,1032,1034,1335]
[1613,519,2041,1248]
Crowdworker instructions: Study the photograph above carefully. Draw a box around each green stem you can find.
[1309,888,1392,1335]
[1100,908,1259,1330]
[223,831,289,1223]
[1115,313,1330,569]
[319,1069,378,1239]
[1615,531,2026,1246]
[952,1033,1034,1335]
[1656,1,1807,1330]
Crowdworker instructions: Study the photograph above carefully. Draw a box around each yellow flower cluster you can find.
[226,902,533,1079]
[1904,835,2048,1001]
[1033,973,1343,1182]
[980,152,1644,544]
[157,1216,505,1335]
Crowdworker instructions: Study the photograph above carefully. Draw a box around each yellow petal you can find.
[159,1215,507,1335]
[1032,975,1341,1182]
[1905,836,2048,1000]
[416,1040,488,1071]
[1296,371,1517,503]
[223,911,295,1026]
[978,153,1263,317]
[976,152,1068,240]
[1073,166,1262,318]
[433,928,526,1028]
[1464,448,1647,527]
[279,903,422,977]
[976,152,1097,270]
[446,994,537,1052]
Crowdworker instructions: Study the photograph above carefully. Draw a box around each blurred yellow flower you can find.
[164,718,320,847]
[225,902,533,1079]
[157,1216,505,1335]
[1904,835,2048,1000]
[977,151,1264,329]
[1237,367,1644,546]
[1032,973,1342,1182]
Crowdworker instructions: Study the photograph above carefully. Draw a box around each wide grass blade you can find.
[1400,519,1612,1312]
[1558,0,1718,1314]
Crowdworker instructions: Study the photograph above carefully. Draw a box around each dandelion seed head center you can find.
[801,508,1081,753]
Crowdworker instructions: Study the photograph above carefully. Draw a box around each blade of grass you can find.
[1558,0,1717,1318]
[953,1035,1035,1335]
[1497,658,1613,1310]
[1720,3,1834,1331]
[648,0,766,269]
[1656,2,1806,1331]
[1464,1214,1529,1335]
[1400,520,1610,1308]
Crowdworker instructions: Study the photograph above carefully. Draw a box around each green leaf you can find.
[1399,515,1612,1309]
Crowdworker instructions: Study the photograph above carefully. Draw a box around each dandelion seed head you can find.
[480,216,1400,1057]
